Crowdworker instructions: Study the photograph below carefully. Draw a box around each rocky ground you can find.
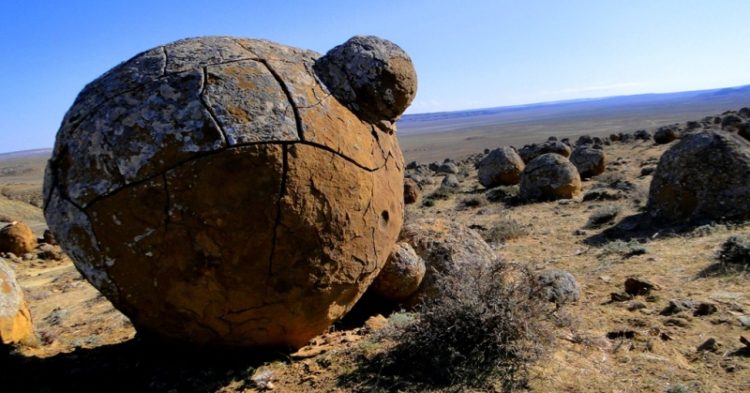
[2,112,750,392]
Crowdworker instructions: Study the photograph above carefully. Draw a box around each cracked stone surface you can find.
[44,36,415,348]
[1,258,33,345]
[520,153,582,201]
[648,130,750,222]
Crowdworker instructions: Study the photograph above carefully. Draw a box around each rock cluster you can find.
[44,35,416,348]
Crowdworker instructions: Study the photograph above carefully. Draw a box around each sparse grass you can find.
[371,261,553,391]
[585,205,621,228]
[460,195,487,208]
[483,216,530,243]
[598,239,648,258]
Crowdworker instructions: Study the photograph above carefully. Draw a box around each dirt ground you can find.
[1,133,749,392]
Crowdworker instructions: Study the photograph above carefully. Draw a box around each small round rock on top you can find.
[478,147,525,188]
[370,242,426,302]
[44,35,416,349]
[520,153,582,201]
[648,130,750,223]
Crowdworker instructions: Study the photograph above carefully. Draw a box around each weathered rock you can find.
[0,222,37,256]
[401,218,495,301]
[313,35,417,127]
[537,270,580,305]
[370,242,426,302]
[719,235,750,265]
[44,36,415,349]
[576,135,594,146]
[403,178,419,205]
[477,147,525,188]
[42,229,57,245]
[518,141,571,163]
[624,277,658,296]
[436,162,459,174]
[519,154,582,201]
[1,259,34,346]
[634,130,651,141]
[441,174,460,188]
[648,130,750,222]
[654,126,680,144]
[569,145,605,178]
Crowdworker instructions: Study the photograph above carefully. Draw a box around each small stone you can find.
[610,292,633,302]
[737,315,750,327]
[697,337,719,352]
[370,242,426,302]
[693,302,718,317]
[404,178,419,205]
[660,299,695,316]
[627,301,647,311]
[663,318,690,328]
[624,277,658,296]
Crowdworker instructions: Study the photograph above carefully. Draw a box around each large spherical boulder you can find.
[1,259,34,346]
[370,242,426,302]
[519,141,571,163]
[478,147,525,188]
[520,154,582,201]
[569,145,605,179]
[43,36,416,349]
[0,222,36,256]
[648,130,750,222]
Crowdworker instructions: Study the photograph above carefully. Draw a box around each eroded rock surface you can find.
[0,259,33,346]
[520,153,582,201]
[648,130,750,222]
[478,147,525,188]
[44,36,415,349]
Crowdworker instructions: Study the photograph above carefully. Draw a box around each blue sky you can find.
[2,0,750,152]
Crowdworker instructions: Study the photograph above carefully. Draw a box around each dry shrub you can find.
[719,235,750,265]
[377,260,554,391]
[585,205,620,228]
[483,216,529,243]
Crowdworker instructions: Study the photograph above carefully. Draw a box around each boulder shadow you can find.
[582,212,717,246]
[0,334,287,393]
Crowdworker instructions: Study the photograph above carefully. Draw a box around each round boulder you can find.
[0,222,37,256]
[478,147,524,188]
[1,259,34,346]
[441,174,460,188]
[404,178,420,205]
[569,145,605,178]
[44,36,415,349]
[400,218,495,301]
[654,126,679,144]
[520,154,582,201]
[648,130,750,222]
[370,242,426,302]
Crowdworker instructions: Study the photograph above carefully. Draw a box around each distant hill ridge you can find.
[399,84,750,125]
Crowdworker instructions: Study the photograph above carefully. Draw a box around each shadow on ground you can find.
[1,335,288,393]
